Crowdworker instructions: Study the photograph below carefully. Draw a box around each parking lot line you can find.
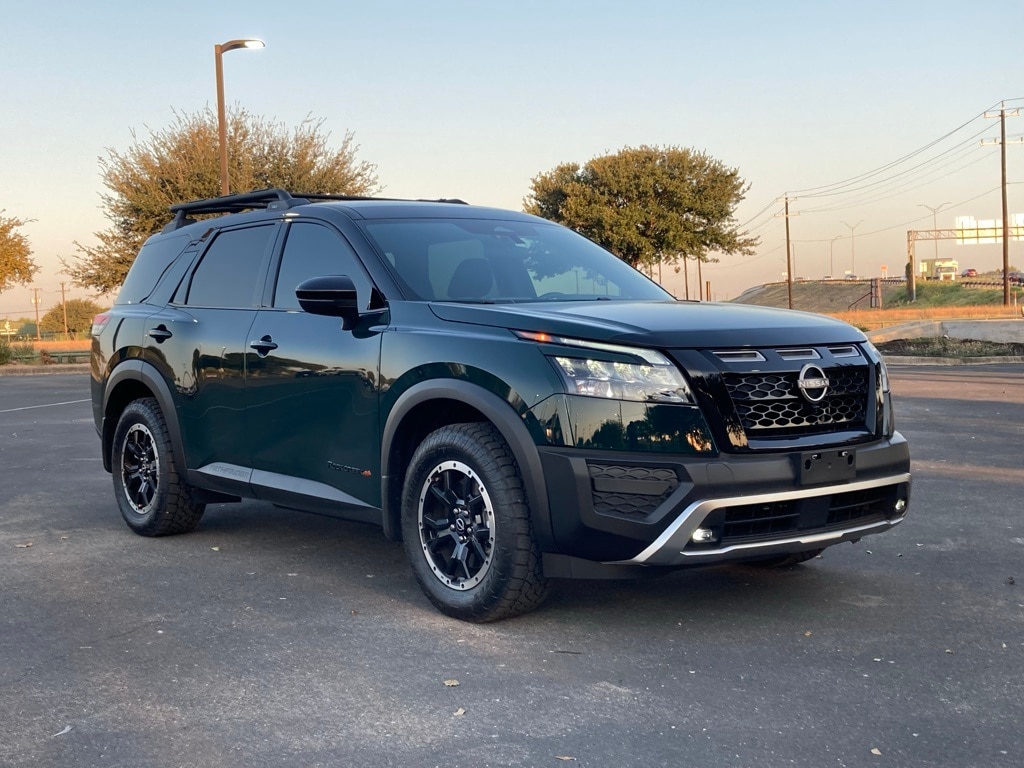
[0,398,90,414]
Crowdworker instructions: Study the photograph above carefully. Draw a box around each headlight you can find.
[513,330,694,404]
[553,355,693,403]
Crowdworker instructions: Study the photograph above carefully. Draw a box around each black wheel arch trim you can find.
[380,379,554,551]
[101,360,185,474]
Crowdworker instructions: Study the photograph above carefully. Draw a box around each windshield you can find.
[362,218,672,302]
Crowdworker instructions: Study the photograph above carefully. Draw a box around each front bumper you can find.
[610,472,909,566]
[537,432,911,568]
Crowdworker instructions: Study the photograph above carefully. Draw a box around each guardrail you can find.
[9,350,91,365]
[44,350,91,364]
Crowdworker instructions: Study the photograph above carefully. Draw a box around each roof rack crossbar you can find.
[162,188,471,232]
[168,188,303,215]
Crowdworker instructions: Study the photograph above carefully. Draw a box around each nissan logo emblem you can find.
[797,364,830,403]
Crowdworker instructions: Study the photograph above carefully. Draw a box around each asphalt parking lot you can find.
[1,367,1022,768]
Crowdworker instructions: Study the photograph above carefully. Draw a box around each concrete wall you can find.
[868,319,1024,343]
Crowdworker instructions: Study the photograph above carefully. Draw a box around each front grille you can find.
[724,367,869,438]
[588,463,679,519]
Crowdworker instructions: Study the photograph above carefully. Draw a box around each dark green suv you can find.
[91,189,911,621]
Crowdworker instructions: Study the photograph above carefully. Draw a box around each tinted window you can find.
[273,222,368,310]
[186,225,276,308]
[362,219,670,302]
[115,233,192,305]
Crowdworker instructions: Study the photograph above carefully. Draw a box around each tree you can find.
[0,212,38,293]
[67,106,381,293]
[524,145,758,272]
[39,298,106,338]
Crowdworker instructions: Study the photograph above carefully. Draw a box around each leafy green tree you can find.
[524,145,758,272]
[0,212,38,293]
[67,106,381,294]
[39,298,106,338]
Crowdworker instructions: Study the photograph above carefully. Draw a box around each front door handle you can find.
[148,325,172,342]
[249,335,278,356]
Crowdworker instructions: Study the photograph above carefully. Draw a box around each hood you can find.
[428,300,865,348]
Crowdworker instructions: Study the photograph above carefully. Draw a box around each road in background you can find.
[1,370,1021,768]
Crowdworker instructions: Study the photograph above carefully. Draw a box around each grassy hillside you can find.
[732,281,904,314]
[731,280,1023,331]
[885,281,1018,307]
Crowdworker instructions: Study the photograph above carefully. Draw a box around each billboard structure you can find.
[954,215,1024,244]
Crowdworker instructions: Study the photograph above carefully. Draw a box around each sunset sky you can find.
[3,0,1023,318]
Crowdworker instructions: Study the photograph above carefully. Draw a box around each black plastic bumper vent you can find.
[587,463,679,519]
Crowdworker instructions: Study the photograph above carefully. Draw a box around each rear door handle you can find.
[249,335,278,356]
[148,325,172,342]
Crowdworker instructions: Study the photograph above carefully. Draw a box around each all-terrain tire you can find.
[111,397,205,536]
[401,423,549,622]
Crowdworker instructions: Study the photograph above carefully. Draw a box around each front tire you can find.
[111,397,205,536]
[401,423,549,622]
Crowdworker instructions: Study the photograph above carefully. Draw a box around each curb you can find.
[0,363,91,377]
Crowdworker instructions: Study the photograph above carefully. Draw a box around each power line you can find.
[787,99,1017,196]
[797,147,992,213]
[791,186,1000,243]
[796,123,992,204]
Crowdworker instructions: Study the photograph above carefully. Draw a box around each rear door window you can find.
[185,225,277,308]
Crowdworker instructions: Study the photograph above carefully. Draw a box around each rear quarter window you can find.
[115,233,193,305]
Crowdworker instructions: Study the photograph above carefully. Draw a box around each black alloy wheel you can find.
[401,423,549,622]
[111,398,205,536]
[417,459,496,590]
[120,423,160,515]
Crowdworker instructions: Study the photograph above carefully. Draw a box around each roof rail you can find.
[292,193,469,205]
[161,188,470,232]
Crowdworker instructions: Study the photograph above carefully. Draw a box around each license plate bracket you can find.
[797,449,856,485]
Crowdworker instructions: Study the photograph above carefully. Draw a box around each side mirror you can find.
[296,275,359,324]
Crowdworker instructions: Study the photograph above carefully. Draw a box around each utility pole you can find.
[775,195,797,309]
[60,282,69,338]
[32,288,41,341]
[983,104,1021,306]
[785,197,793,308]
[841,220,863,276]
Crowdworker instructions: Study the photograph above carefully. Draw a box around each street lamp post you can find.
[829,235,841,277]
[917,202,951,263]
[841,220,863,275]
[214,38,265,196]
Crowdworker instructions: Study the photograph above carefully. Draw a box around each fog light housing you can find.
[691,527,717,544]
[894,499,907,512]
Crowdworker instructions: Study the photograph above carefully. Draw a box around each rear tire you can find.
[401,423,549,622]
[111,397,205,536]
